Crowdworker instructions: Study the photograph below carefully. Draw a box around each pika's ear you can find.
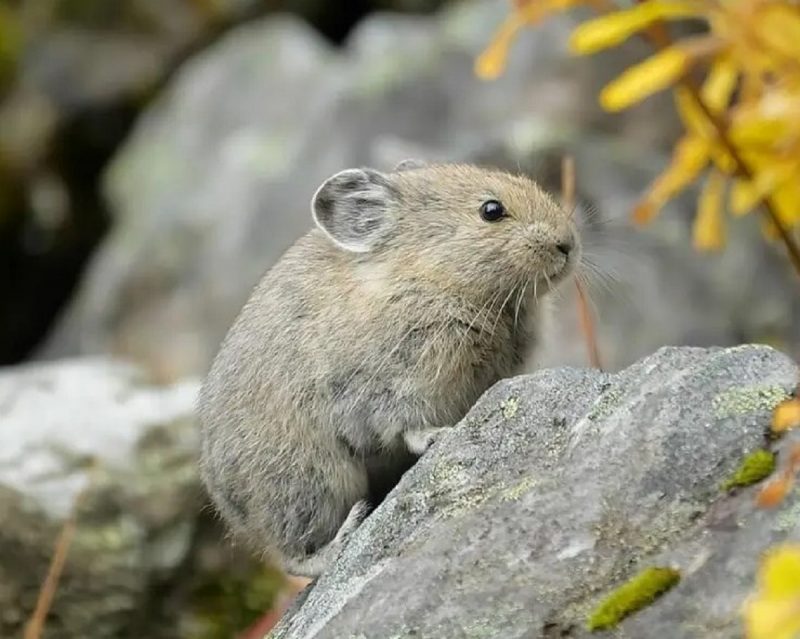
[312,168,398,253]
[394,159,427,172]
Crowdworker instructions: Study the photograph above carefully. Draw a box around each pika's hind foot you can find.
[404,427,448,455]
[284,500,371,578]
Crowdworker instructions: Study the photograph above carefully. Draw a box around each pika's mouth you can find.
[540,252,576,285]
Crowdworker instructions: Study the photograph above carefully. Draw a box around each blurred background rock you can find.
[1,1,798,637]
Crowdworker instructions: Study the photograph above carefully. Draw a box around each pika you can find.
[198,161,579,577]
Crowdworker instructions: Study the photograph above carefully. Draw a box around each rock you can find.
[0,0,271,366]
[38,15,347,380]
[0,357,284,638]
[271,345,800,639]
[0,358,199,636]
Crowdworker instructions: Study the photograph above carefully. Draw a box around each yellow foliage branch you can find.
[477,0,800,279]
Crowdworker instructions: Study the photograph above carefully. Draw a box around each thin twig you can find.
[561,155,603,369]
[575,279,603,370]
[23,472,94,639]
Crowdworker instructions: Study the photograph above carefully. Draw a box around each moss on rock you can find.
[721,449,776,491]
[586,566,680,631]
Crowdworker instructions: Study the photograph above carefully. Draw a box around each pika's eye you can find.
[480,200,506,222]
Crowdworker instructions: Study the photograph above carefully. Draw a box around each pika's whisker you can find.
[514,281,529,331]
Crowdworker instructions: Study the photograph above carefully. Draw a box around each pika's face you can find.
[312,162,579,301]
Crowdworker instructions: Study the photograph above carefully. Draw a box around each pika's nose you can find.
[556,241,573,256]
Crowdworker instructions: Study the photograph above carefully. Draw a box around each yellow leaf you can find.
[729,117,792,147]
[739,70,764,107]
[476,0,582,80]
[693,170,726,250]
[475,14,526,80]
[772,398,800,434]
[701,56,738,113]
[674,86,737,172]
[762,545,800,598]
[731,164,800,217]
[772,181,800,226]
[675,85,715,139]
[569,1,703,55]
[757,4,800,60]
[601,45,692,111]
[743,544,800,639]
[633,135,709,224]
[745,598,800,639]
[757,474,794,508]
[731,179,760,217]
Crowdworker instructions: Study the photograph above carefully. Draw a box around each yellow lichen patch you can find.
[722,450,776,491]
[712,385,789,419]
[586,566,681,631]
[743,544,800,639]
[501,396,519,419]
[499,476,539,502]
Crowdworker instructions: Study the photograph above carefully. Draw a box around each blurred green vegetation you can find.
[188,562,286,639]
[0,5,21,94]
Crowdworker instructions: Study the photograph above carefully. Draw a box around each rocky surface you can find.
[0,358,283,639]
[0,0,268,365]
[271,345,800,639]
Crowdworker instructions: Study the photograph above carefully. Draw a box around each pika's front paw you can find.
[336,499,371,543]
[404,427,447,455]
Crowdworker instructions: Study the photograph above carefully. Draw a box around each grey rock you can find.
[0,358,201,638]
[40,15,348,379]
[271,345,800,639]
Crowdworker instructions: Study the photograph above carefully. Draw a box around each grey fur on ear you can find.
[312,168,398,253]
[394,159,427,172]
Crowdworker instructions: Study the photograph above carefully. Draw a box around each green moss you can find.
[586,567,680,631]
[721,449,776,491]
[712,385,789,418]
